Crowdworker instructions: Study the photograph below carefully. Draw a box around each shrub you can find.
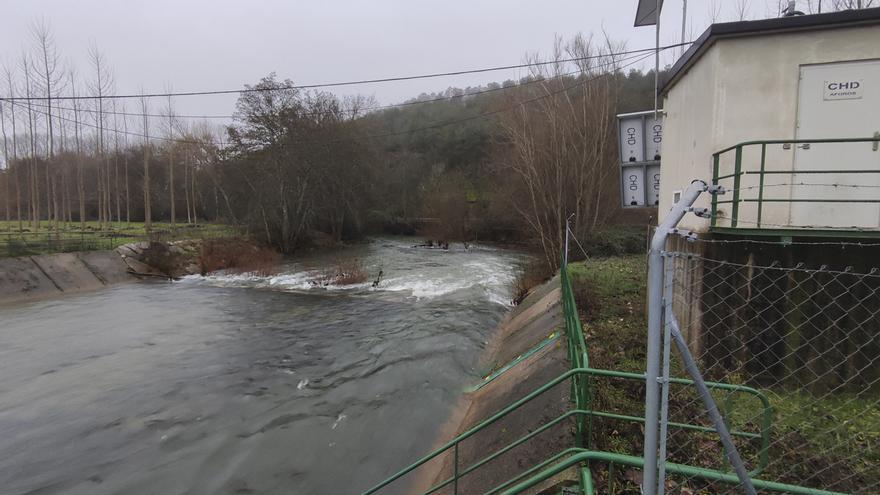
[199,237,281,276]
[313,257,368,286]
[511,257,554,305]
[570,226,647,260]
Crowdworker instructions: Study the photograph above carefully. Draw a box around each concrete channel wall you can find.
[412,274,578,494]
[0,250,135,305]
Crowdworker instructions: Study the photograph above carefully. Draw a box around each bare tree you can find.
[4,66,22,231]
[499,34,621,269]
[87,44,113,229]
[0,94,9,228]
[139,92,152,234]
[121,104,130,224]
[21,52,40,230]
[111,100,121,224]
[165,92,176,229]
[708,0,723,22]
[831,0,875,8]
[68,70,86,229]
[732,0,751,20]
[31,19,65,229]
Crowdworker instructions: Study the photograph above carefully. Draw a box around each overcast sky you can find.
[3,0,788,122]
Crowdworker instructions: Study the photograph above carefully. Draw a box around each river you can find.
[0,237,524,495]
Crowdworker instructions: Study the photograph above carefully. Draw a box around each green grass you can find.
[568,255,880,493]
[568,255,651,459]
[0,221,237,257]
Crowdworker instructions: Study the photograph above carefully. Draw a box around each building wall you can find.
[660,24,880,232]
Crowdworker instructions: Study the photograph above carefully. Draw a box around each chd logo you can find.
[824,80,863,100]
[827,81,859,91]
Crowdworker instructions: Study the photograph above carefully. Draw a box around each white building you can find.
[660,8,880,237]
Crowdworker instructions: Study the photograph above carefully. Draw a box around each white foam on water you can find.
[181,238,520,306]
[330,413,346,430]
[297,379,309,390]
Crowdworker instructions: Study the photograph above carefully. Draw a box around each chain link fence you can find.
[634,180,880,495]
[661,251,880,494]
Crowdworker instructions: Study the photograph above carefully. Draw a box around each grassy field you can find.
[0,221,238,257]
[568,255,879,493]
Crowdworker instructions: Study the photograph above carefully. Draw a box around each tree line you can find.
[0,21,219,234]
[0,24,656,268]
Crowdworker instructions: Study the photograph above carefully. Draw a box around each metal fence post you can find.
[643,180,707,495]
[667,314,757,495]
[657,252,674,495]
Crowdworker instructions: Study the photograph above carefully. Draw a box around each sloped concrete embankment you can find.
[0,250,135,305]
[414,275,578,494]
[0,240,207,305]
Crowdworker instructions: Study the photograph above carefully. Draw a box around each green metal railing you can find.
[361,254,795,495]
[710,137,880,233]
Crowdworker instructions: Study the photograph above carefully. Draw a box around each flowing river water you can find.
[0,237,525,495]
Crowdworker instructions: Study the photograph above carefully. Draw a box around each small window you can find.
[672,190,682,204]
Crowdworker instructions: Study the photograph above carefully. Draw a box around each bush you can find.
[199,237,281,276]
[511,257,554,305]
[570,226,647,260]
[313,257,368,286]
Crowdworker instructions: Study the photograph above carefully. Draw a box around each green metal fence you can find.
[710,137,880,236]
[360,247,834,495]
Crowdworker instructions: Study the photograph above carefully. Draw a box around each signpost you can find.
[618,110,663,207]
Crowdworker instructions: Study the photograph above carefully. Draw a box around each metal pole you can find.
[564,213,573,268]
[657,253,674,495]
[667,314,758,495]
[643,179,706,495]
[681,0,688,57]
[453,442,459,495]
[654,0,661,119]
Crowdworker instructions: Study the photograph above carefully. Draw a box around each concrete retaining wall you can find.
[413,275,578,494]
[0,250,135,305]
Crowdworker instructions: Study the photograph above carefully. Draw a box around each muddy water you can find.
[0,238,524,494]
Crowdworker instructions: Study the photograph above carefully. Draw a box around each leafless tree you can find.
[164,92,178,229]
[708,0,723,22]
[139,91,152,234]
[4,65,22,231]
[111,100,121,224]
[88,44,113,228]
[732,0,751,20]
[0,93,10,228]
[21,52,40,230]
[68,69,86,229]
[31,19,65,229]
[121,104,130,224]
[831,0,875,8]
[499,34,621,269]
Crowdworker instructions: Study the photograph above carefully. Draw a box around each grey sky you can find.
[3,0,786,121]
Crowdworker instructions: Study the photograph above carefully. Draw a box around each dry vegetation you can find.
[312,257,368,286]
[199,237,281,276]
[511,256,554,305]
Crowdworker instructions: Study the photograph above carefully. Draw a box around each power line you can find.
[3,50,654,148]
[218,51,653,148]
[15,65,592,121]
[4,98,209,145]
[0,42,691,102]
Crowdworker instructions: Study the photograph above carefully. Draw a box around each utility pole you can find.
[654,0,661,119]
[681,0,688,57]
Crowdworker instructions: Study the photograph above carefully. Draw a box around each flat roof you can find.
[661,8,880,94]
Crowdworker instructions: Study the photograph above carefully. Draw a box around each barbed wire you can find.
[666,250,880,277]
